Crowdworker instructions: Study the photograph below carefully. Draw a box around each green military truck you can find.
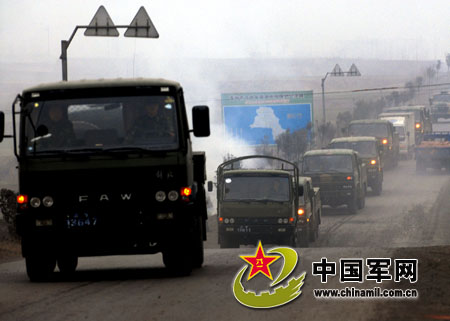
[0,78,210,280]
[347,119,399,169]
[328,136,384,195]
[211,155,321,248]
[301,149,367,214]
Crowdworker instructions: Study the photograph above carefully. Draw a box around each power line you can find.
[186,81,450,105]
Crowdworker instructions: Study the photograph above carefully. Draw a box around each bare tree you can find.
[275,128,309,164]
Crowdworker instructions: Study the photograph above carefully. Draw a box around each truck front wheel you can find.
[57,256,78,275]
[297,229,309,248]
[347,194,358,214]
[25,256,56,282]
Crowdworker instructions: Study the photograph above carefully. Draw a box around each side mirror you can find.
[192,106,210,137]
[207,181,213,192]
[0,112,4,143]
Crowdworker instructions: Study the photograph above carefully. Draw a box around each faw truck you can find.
[0,78,210,280]
[211,155,321,248]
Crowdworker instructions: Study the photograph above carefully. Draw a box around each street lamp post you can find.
[321,63,361,126]
[59,6,159,81]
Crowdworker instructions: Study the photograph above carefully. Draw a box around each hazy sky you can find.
[0,0,449,63]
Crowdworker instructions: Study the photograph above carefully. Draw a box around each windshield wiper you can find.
[65,148,105,154]
[102,147,152,153]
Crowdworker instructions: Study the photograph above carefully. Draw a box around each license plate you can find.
[66,212,97,229]
[237,226,251,233]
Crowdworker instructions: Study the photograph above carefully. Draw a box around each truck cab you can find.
[378,112,415,160]
[383,105,432,143]
[348,119,399,169]
[328,136,383,195]
[0,78,210,280]
[301,149,367,214]
[212,155,318,248]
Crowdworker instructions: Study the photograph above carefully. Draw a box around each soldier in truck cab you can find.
[126,98,176,142]
[36,104,75,148]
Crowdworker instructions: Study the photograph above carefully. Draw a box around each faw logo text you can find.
[78,194,132,202]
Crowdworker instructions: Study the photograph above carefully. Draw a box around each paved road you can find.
[1,122,449,321]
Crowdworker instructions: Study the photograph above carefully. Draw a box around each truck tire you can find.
[347,194,358,214]
[372,180,382,196]
[26,256,56,282]
[308,217,319,242]
[192,217,204,269]
[219,237,239,249]
[357,187,366,209]
[163,217,203,275]
[297,229,309,248]
[416,160,426,173]
[57,256,78,275]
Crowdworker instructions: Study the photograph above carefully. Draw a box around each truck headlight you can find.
[42,196,54,207]
[168,190,179,201]
[30,197,41,208]
[155,191,166,202]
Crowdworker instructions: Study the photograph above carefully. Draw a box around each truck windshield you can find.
[349,124,388,137]
[222,175,290,202]
[303,155,353,173]
[395,126,405,140]
[23,95,179,155]
[330,141,376,157]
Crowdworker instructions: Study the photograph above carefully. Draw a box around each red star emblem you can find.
[240,241,280,281]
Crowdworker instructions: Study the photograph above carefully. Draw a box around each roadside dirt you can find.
[372,179,450,321]
[0,219,20,264]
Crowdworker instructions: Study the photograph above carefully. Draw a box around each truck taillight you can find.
[297,208,305,216]
[382,139,388,145]
[370,159,377,165]
[415,123,421,129]
[346,176,353,181]
[17,195,28,204]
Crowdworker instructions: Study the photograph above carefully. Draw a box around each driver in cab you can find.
[126,98,176,142]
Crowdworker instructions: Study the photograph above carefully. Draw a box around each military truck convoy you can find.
[0,77,440,279]
[0,78,210,280]
[211,155,321,248]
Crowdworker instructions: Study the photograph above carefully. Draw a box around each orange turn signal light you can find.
[17,194,28,204]
[370,159,377,165]
[297,208,305,216]
[180,187,192,197]
[382,139,388,145]
[415,123,421,129]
